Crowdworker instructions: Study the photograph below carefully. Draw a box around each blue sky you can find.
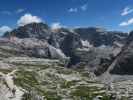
[0,0,133,33]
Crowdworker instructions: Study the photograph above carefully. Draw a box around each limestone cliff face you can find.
[110,31,133,75]
[4,23,51,39]
[74,27,127,47]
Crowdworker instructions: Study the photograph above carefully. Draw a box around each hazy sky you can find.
[0,0,133,33]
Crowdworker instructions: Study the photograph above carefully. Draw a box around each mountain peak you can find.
[3,22,51,39]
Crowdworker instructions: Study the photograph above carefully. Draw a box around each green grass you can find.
[12,63,112,100]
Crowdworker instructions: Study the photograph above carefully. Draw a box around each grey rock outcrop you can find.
[110,31,133,75]
[4,23,51,40]
[74,27,127,47]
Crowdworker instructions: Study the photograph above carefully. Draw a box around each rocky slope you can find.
[109,31,133,75]
[1,22,133,100]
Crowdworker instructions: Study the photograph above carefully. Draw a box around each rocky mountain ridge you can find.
[3,23,128,68]
[0,22,133,100]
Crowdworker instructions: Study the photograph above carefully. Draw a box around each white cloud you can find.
[1,11,12,15]
[51,22,62,29]
[68,8,78,13]
[17,13,42,26]
[81,4,88,11]
[68,4,88,13]
[0,26,12,33]
[121,7,133,16]
[16,9,25,13]
[0,9,25,15]
[119,18,133,26]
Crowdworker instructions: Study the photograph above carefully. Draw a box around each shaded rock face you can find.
[48,28,82,49]
[48,28,72,48]
[74,46,116,76]
[4,23,51,40]
[48,28,83,66]
[110,31,133,75]
[60,32,82,66]
[74,27,128,47]
[60,32,82,56]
